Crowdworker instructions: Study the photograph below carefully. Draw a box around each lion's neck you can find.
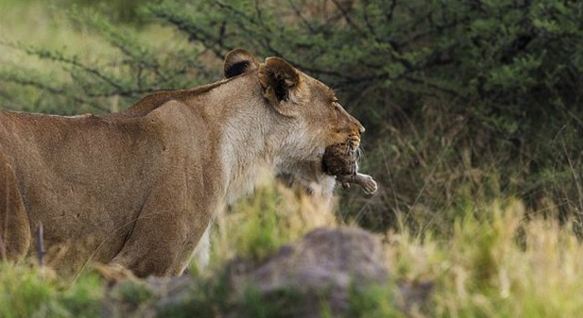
[217,102,286,204]
[192,77,283,204]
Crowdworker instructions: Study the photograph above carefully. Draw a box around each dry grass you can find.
[196,181,583,317]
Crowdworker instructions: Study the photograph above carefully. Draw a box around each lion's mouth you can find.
[347,134,361,151]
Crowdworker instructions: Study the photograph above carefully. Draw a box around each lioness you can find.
[0,49,369,276]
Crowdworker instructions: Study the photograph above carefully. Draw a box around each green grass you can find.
[0,264,103,318]
[347,284,403,318]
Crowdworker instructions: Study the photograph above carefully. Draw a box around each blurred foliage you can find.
[4,185,583,316]
[59,0,157,23]
[1,0,582,235]
[0,264,103,317]
[0,0,159,23]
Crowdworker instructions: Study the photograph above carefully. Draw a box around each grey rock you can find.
[102,227,433,317]
[227,227,389,317]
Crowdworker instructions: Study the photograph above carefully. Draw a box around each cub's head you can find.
[224,49,365,163]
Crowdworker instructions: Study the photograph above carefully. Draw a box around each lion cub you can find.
[322,142,378,195]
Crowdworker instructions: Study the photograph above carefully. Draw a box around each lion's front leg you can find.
[111,215,194,277]
[192,222,212,270]
[111,211,209,277]
[110,181,210,277]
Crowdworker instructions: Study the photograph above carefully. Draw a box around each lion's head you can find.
[223,49,365,167]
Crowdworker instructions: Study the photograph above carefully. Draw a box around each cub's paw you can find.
[360,174,378,195]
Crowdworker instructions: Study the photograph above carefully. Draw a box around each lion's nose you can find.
[353,120,365,134]
[343,110,365,135]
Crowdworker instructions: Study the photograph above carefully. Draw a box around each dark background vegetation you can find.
[1,0,582,236]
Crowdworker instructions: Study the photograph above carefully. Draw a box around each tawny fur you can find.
[0,49,367,277]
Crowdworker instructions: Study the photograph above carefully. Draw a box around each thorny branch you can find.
[1,76,109,112]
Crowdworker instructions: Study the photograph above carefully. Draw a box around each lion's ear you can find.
[224,49,259,78]
[258,57,300,115]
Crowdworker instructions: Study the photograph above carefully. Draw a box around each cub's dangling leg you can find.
[336,173,378,195]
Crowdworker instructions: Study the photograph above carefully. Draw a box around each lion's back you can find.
[0,110,172,266]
